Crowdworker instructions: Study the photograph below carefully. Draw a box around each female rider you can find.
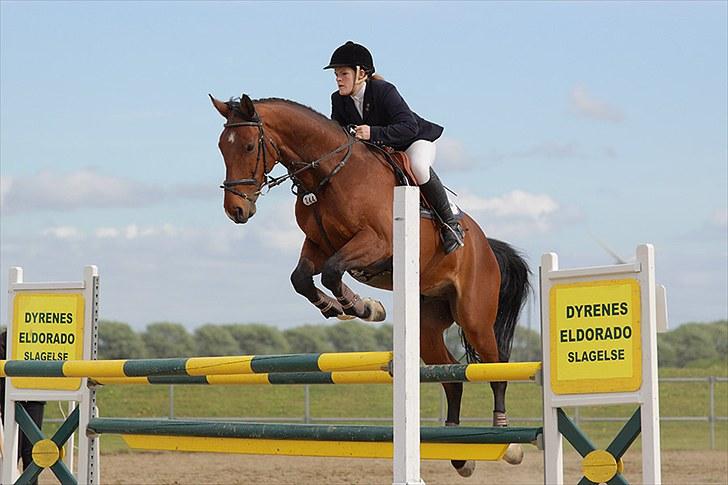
[324,41,465,254]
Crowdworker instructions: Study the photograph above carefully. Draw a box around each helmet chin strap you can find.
[341,66,367,97]
[353,66,367,90]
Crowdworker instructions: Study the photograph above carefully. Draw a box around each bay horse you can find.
[211,94,530,475]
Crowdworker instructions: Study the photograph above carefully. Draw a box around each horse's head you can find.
[211,93,275,224]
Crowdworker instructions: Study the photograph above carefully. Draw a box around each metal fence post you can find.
[304,384,311,424]
[169,384,175,419]
[709,376,715,450]
[440,390,446,424]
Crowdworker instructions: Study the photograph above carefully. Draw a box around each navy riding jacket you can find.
[331,79,443,151]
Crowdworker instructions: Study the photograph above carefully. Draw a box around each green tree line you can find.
[98,319,727,368]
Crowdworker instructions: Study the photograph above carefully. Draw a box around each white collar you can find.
[350,82,366,103]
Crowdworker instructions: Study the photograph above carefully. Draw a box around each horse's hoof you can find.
[362,298,386,322]
[502,443,524,465]
[455,460,476,477]
[336,314,357,321]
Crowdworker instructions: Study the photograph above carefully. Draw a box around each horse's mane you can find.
[227,96,338,129]
[256,97,333,124]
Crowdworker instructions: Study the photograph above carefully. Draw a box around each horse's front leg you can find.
[320,228,388,322]
[290,239,346,318]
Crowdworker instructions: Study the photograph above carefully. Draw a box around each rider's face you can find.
[335,67,364,96]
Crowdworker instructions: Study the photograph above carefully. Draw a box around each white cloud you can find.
[520,142,582,160]
[436,137,476,171]
[253,199,305,254]
[0,175,13,208]
[95,227,121,238]
[570,85,624,123]
[710,208,727,228]
[482,141,611,163]
[0,169,214,215]
[0,220,310,329]
[1,168,160,213]
[45,223,184,242]
[2,197,724,330]
[459,190,559,219]
[41,226,83,241]
[455,189,565,239]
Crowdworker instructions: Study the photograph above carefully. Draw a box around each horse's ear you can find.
[210,94,230,118]
[240,94,257,119]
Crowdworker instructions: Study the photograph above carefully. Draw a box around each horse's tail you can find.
[461,238,531,364]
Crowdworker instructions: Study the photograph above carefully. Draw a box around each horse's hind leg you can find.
[420,298,475,477]
[452,285,503,411]
[454,289,524,465]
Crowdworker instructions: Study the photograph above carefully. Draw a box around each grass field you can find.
[37,366,726,454]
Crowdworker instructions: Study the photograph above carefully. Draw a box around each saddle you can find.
[373,146,463,221]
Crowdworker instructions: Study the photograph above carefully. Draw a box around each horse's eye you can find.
[246,143,255,152]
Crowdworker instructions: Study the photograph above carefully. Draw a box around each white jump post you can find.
[2,266,100,484]
[393,186,424,485]
[541,244,666,484]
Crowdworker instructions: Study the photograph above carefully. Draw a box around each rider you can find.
[324,41,465,254]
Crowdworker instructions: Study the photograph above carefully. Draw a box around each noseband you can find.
[220,116,356,202]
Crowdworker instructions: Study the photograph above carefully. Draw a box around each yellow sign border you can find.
[11,292,85,391]
[550,278,641,395]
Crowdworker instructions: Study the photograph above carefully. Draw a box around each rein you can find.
[288,129,356,199]
[220,118,356,202]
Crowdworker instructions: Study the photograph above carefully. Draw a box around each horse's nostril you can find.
[235,206,249,224]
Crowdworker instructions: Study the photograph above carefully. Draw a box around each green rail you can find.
[87,418,542,444]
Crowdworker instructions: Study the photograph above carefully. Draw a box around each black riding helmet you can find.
[323,41,375,75]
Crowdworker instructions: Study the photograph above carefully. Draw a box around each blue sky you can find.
[1,1,726,331]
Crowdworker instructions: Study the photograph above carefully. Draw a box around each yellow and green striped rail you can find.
[88,362,542,386]
[0,351,392,378]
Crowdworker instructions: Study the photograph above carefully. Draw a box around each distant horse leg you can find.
[290,239,346,318]
[420,298,475,477]
[452,287,502,409]
[455,290,524,465]
[320,229,388,321]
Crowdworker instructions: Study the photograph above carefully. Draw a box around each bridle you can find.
[219,118,280,201]
[220,114,357,202]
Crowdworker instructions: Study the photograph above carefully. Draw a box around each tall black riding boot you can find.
[419,169,465,254]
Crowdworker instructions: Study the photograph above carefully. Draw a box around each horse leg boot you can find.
[338,282,386,321]
[419,169,464,254]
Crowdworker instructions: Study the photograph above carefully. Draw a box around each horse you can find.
[210,94,531,475]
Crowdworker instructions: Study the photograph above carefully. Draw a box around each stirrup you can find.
[441,223,465,254]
